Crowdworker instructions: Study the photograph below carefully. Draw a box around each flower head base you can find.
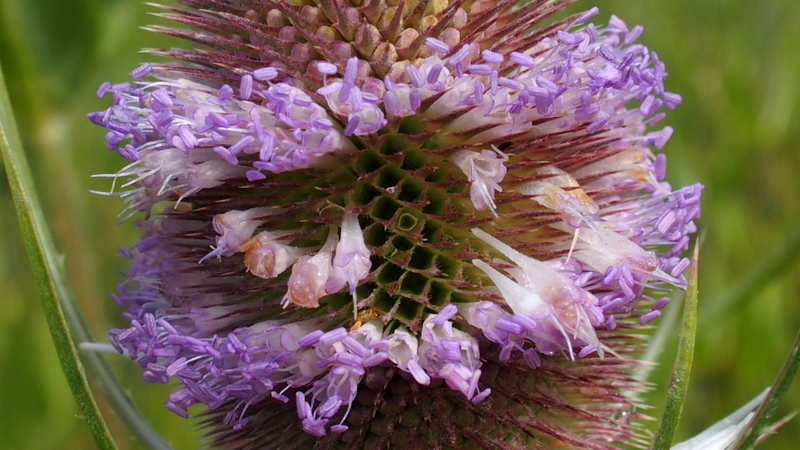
[92,1,701,448]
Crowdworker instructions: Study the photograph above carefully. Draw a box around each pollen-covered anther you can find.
[450,147,508,216]
[240,231,304,280]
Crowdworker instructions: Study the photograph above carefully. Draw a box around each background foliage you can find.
[1,0,798,448]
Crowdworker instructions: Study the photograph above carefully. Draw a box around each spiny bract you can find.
[89,0,702,448]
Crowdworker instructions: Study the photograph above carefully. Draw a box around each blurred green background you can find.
[1,0,798,449]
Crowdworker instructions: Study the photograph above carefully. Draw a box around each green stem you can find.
[0,61,117,450]
[652,243,699,449]
[0,60,172,450]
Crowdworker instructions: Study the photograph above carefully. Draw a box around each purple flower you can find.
[91,1,701,448]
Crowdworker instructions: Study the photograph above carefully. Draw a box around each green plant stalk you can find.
[0,61,172,450]
[652,243,699,449]
[0,61,117,450]
[730,326,800,449]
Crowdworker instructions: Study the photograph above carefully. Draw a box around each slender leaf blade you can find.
[671,389,768,450]
[652,244,699,449]
[730,326,800,449]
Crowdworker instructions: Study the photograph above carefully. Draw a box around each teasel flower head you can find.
[90,0,702,448]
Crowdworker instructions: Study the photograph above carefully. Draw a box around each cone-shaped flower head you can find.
[92,1,701,448]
